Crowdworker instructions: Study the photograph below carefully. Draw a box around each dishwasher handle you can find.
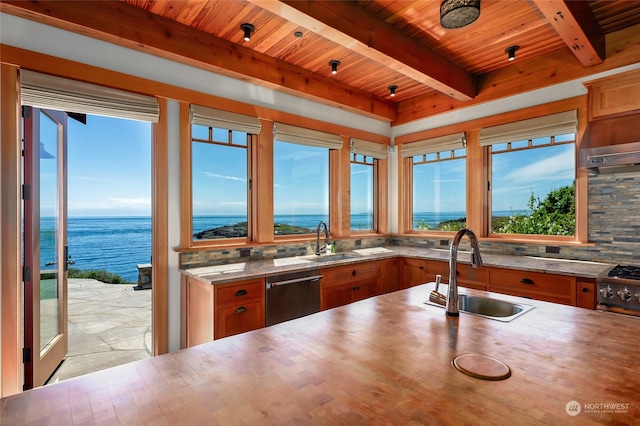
[267,274,323,289]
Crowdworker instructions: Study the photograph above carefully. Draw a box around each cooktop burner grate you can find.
[607,265,640,280]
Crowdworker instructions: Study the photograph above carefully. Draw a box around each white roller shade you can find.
[191,104,261,134]
[350,138,388,159]
[20,70,159,123]
[274,123,343,149]
[400,133,464,158]
[479,110,577,147]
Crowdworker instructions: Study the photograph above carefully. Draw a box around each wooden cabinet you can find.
[379,258,400,294]
[487,268,576,306]
[586,68,640,120]
[401,257,428,289]
[321,261,380,310]
[576,279,597,310]
[184,275,214,348]
[455,263,488,291]
[214,279,264,340]
[425,260,449,283]
[183,275,264,347]
[425,260,487,291]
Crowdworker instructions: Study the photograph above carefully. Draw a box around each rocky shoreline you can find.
[194,222,313,239]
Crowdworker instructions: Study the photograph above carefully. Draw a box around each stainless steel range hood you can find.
[579,114,640,174]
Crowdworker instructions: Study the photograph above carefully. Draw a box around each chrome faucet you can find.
[446,228,483,316]
[316,221,329,255]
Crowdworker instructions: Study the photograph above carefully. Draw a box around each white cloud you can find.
[203,172,245,182]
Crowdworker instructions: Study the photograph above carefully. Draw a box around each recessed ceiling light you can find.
[294,31,303,38]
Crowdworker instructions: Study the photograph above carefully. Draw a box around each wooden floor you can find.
[2,284,639,425]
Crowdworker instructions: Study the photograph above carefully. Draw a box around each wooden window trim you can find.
[398,97,589,244]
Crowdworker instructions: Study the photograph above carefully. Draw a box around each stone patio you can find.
[46,278,152,384]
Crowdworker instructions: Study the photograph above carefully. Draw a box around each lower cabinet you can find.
[401,257,428,289]
[487,268,576,306]
[321,261,380,310]
[425,260,487,291]
[576,279,597,309]
[183,275,264,348]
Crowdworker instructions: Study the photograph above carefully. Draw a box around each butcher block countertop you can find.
[2,284,638,425]
[183,246,613,285]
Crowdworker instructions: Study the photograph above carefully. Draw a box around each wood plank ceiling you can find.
[4,0,640,124]
[120,0,640,122]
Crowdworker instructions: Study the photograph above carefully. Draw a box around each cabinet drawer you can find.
[576,280,597,309]
[321,262,380,287]
[215,300,264,339]
[216,279,264,306]
[489,268,575,298]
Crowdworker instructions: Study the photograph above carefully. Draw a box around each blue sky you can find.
[65,115,574,218]
[67,115,151,217]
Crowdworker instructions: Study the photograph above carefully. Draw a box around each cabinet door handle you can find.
[520,278,534,285]
[352,269,357,276]
[235,306,247,314]
[235,289,248,297]
[419,266,424,270]
[581,287,589,293]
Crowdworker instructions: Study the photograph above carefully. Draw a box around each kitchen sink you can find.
[426,293,534,322]
[304,252,360,263]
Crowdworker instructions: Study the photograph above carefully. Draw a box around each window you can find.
[349,138,387,233]
[351,154,375,231]
[191,125,251,240]
[402,134,467,232]
[273,123,342,236]
[481,111,577,236]
[273,142,329,235]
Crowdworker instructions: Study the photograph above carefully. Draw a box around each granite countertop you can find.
[182,246,614,285]
[3,284,637,424]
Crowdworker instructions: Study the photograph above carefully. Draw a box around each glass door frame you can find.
[23,106,69,389]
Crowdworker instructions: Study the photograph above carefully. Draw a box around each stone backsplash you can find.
[180,171,640,268]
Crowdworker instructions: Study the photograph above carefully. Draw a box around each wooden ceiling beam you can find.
[394,23,640,126]
[533,0,605,67]
[248,0,476,102]
[0,0,396,122]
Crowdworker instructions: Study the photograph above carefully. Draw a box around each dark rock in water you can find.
[194,222,313,239]
[194,222,248,239]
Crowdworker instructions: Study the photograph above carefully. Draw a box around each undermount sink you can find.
[426,292,534,322]
[304,252,360,262]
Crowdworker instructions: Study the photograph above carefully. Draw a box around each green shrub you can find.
[68,268,131,284]
[494,183,575,235]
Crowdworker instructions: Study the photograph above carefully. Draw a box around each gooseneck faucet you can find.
[447,229,483,316]
[316,221,329,255]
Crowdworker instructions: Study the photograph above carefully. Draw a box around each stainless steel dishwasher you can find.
[266,268,322,326]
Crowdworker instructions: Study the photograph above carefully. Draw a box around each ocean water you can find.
[41,217,152,283]
[40,212,515,282]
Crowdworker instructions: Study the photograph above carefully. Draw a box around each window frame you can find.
[272,139,331,239]
[190,125,254,246]
[350,153,379,234]
[408,147,467,234]
[487,134,577,240]
[398,100,588,244]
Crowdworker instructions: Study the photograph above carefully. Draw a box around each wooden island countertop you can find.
[2,284,639,425]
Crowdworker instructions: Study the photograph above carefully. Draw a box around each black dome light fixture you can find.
[440,0,481,29]
[388,85,398,97]
[505,45,520,61]
[240,23,255,42]
[329,60,341,75]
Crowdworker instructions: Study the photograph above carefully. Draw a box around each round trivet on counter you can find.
[452,353,511,380]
